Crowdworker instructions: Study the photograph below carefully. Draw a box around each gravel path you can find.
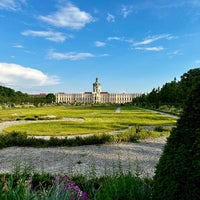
[0,136,167,178]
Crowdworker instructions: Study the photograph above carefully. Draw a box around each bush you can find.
[1,125,170,149]
[5,131,28,146]
[154,126,165,132]
[95,173,152,200]
[153,77,200,199]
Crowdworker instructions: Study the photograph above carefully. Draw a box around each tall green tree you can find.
[132,68,200,107]
[152,72,200,199]
[0,85,29,104]
[46,93,56,103]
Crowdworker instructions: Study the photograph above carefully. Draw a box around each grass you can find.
[1,105,176,136]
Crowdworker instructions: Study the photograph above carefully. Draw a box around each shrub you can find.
[95,173,152,200]
[25,117,36,121]
[5,131,28,146]
[153,76,200,199]
[154,126,165,132]
[1,126,170,148]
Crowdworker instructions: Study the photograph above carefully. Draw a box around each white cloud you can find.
[107,13,115,22]
[0,63,59,88]
[99,53,110,57]
[48,50,94,60]
[135,46,164,51]
[133,34,173,46]
[167,50,183,57]
[13,44,24,48]
[195,60,200,64]
[0,0,26,11]
[107,37,122,41]
[107,36,134,44]
[95,41,106,47]
[121,5,133,18]
[22,30,68,42]
[39,2,93,29]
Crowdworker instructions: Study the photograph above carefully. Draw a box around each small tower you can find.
[92,77,101,103]
[93,77,101,93]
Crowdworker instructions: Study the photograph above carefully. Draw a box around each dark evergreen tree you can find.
[132,68,200,107]
[152,73,200,199]
[0,85,29,104]
[46,93,56,103]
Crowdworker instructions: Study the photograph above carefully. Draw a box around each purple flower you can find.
[54,175,60,183]
[82,192,88,200]
[62,175,68,180]
[52,174,90,200]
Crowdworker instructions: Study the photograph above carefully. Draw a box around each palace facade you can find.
[55,78,141,104]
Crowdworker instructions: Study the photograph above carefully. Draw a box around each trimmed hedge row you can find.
[0,126,169,148]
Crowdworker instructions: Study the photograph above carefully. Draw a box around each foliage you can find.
[152,71,200,199]
[154,105,182,116]
[0,85,29,104]
[0,162,153,200]
[132,68,200,109]
[0,85,56,106]
[0,127,170,149]
[154,126,165,132]
[0,174,89,200]
[95,173,152,200]
[45,93,56,103]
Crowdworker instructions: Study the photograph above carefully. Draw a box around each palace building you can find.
[55,78,141,104]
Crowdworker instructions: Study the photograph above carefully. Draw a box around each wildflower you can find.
[62,175,68,180]
[53,174,90,200]
[82,192,88,200]
[54,175,60,183]
[29,178,33,188]
[2,182,8,193]
[25,179,32,189]
[16,178,22,186]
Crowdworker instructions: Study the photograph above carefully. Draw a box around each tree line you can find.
[132,68,200,108]
[0,86,55,106]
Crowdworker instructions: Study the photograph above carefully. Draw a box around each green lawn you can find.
[1,105,176,136]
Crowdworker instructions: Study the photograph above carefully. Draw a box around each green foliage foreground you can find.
[153,71,200,199]
[0,164,152,200]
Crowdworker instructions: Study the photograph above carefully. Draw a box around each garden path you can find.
[0,136,167,178]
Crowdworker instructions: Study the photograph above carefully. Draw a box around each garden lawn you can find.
[2,105,176,136]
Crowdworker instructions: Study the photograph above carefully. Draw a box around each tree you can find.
[46,93,56,104]
[0,85,29,104]
[152,73,200,199]
[132,68,200,107]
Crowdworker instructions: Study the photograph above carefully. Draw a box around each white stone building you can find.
[55,78,140,104]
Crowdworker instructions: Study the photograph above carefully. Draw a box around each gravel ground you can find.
[0,136,167,178]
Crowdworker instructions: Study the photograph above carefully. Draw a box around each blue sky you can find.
[0,0,200,94]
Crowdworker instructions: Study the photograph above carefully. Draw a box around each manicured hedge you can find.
[153,76,200,199]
